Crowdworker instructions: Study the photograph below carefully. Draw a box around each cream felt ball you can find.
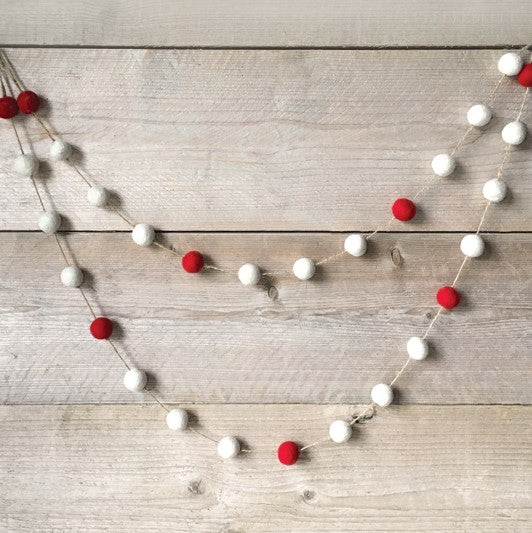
[407,336,429,361]
[123,368,147,392]
[238,263,261,286]
[49,139,72,160]
[38,211,61,234]
[431,153,456,177]
[217,436,240,459]
[14,154,39,176]
[292,257,315,280]
[329,420,352,443]
[87,185,109,207]
[497,52,523,76]
[467,104,492,127]
[371,383,394,407]
[460,234,485,258]
[344,233,367,257]
[60,265,83,287]
[501,121,527,145]
[131,223,155,246]
[166,408,188,431]
[483,179,507,203]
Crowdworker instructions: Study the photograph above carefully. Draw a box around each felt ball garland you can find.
[2,47,529,464]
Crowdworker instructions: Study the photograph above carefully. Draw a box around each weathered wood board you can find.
[0,0,530,48]
[1,49,531,232]
[0,404,530,532]
[1,232,530,405]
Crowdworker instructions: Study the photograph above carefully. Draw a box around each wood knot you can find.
[302,489,315,501]
[390,246,403,267]
[187,479,204,495]
[268,286,279,300]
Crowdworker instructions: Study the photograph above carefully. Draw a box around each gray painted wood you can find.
[0,0,530,47]
[1,48,531,231]
[1,232,530,405]
[0,404,530,532]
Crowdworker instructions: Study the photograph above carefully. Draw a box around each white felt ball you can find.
[467,104,492,127]
[38,211,61,234]
[371,383,394,407]
[60,265,83,287]
[431,153,456,177]
[407,336,429,361]
[166,408,188,431]
[460,234,485,258]
[497,52,523,76]
[329,420,352,443]
[344,233,367,257]
[483,179,507,203]
[292,257,316,280]
[87,185,109,207]
[238,263,261,286]
[123,368,147,392]
[501,121,527,145]
[49,139,72,160]
[14,154,39,176]
[217,436,240,459]
[131,223,155,246]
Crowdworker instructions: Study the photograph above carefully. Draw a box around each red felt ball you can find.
[517,64,532,87]
[181,250,204,273]
[392,198,416,222]
[436,286,460,310]
[17,90,40,114]
[277,441,299,466]
[90,317,113,339]
[0,96,18,119]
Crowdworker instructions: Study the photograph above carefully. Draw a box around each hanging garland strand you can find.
[1,48,530,465]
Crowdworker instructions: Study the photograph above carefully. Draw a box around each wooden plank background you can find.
[0,1,531,531]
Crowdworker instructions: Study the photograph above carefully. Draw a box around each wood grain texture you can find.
[1,232,530,405]
[0,0,530,47]
[1,48,531,232]
[0,404,530,532]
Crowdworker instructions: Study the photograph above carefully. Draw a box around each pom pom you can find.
[277,441,299,465]
[16,91,40,114]
[166,408,188,431]
[90,317,113,339]
[131,223,155,246]
[517,63,532,87]
[329,420,352,443]
[483,178,507,203]
[436,286,460,309]
[0,96,18,119]
[431,153,456,177]
[501,121,527,145]
[407,336,429,361]
[392,198,416,222]
[49,139,72,160]
[467,104,492,127]
[344,233,367,257]
[238,263,261,286]
[460,234,485,258]
[182,251,204,273]
[498,52,523,76]
[87,185,110,207]
[292,257,315,280]
[60,265,83,287]
[123,368,147,392]
[217,436,240,459]
[38,211,61,234]
[14,154,39,176]
[371,383,394,407]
